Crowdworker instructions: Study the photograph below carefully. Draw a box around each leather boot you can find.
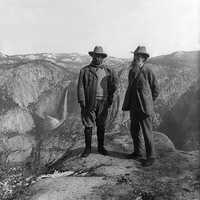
[126,152,143,160]
[81,127,92,157]
[97,126,108,155]
[142,157,156,167]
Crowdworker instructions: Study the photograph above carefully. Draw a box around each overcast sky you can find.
[0,0,199,57]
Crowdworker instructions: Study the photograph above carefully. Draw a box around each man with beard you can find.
[77,46,118,157]
[122,46,159,167]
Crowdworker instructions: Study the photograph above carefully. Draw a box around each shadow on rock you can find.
[45,147,84,172]
[104,150,128,159]
[45,147,130,173]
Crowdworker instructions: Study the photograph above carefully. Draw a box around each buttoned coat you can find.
[77,64,118,111]
[122,63,159,115]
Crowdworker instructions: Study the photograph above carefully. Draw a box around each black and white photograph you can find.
[0,0,199,199]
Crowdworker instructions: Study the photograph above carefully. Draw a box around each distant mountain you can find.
[149,51,200,68]
[0,52,127,73]
[0,52,7,58]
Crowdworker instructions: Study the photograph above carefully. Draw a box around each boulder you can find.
[153,132,176,156]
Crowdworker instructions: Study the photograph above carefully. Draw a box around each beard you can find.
[92,56,104,66]
[132,58,145,68]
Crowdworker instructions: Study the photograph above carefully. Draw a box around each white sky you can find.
[0,0,199,57]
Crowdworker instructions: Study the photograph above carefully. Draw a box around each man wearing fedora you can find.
[77,46,118,157]
[122,46,159,167]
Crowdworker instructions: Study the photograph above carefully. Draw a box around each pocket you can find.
[143,88,151,96]
[104,100,110,109]
[137,82,150,96]
[88,76,93,87]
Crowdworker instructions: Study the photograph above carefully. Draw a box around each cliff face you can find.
[0,60,78,167]
[148,51,200,150]
[0,51,199,168]
[158,82,200,150]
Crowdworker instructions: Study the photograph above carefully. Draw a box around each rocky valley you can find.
[0,51,199,200]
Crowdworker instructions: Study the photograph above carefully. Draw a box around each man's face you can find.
[92,54,104,65]
[134,54,146,67]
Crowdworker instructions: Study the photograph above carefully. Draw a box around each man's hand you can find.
[79,101,85,110]
[107,101,112,108]
[107,97,113,108]
[121,111,129,126]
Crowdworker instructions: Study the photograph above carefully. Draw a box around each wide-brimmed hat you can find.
[131,46,150,58]
[89,46,107,58]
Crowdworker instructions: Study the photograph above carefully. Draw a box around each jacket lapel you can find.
[88,64,107,79]
[129,64,142,88]
[88,65,98,79]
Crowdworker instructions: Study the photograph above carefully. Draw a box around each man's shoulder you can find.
[143,63,154,74]
[104,64,118,73]
[80,65,90,72]
[102,64,109,69]
[102,64,113,73]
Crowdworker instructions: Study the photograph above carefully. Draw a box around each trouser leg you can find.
[97,126,108,155]
[81,127,92,157]
[140,116,156,159]
[80,106,95,157]
[130,111,144,156]
[96,100,109,155]
[97,126,104,149]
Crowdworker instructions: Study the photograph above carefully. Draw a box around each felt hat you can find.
[132,46,150,58]
[89,46,107,58]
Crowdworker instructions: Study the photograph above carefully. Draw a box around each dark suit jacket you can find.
[122,63,159,115]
